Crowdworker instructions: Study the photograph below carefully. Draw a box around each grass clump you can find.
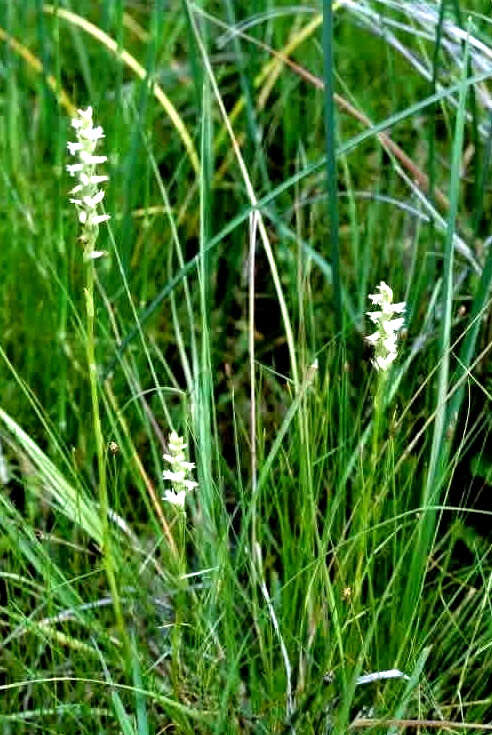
[0,1,491,733]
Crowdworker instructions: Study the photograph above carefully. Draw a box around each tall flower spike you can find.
[163,430,198,510]
[66,107,110,260]
[366,281,405,372]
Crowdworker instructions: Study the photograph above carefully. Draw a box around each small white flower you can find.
[79,150,107,166]
[384,317,405,333]
[72,106,93,127]
[67,141,83,155]
[163,489,187,508]
[169,431,187,451]
[91,213,111,225]
[162,454,195,470]
[88,175,109,185]
[383,336,397,353]
[366,281,405,372]
[67,163,84,176]
[79,106,93,118]
[368,282,392,303]
[83,190,105,207]
[80,125,104,142]
[163,469,186,484]
[375,354,395,371]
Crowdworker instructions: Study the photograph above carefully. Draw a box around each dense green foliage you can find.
[0,1,491,732]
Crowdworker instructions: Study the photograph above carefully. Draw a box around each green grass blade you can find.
[404,19,471,621]
[322,0,343,335]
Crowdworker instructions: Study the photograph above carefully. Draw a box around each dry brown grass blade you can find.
[254,30,450,213]
[205,7,450,213]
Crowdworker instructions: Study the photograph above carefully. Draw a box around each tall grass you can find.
[0,1,491,733]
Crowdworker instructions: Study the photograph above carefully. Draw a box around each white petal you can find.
[92,189,105,205]
[383,336,397,353]
[69,197,82,205]
[381,300,405,316]
[378,281,393,301]
[91,213,111,225]
[164,489,186,508]
[83,190,105,208]
[89,175,109,185]
[66,163,83,176]
[79,151,107,165]
[78,211,87,224]
[77,106,93,121]
[367,311,382,323]
[169,433,186,450]
[84,250,106,261]
[390,301,406,314]
[366,331,380,345]
[384,317,405,333]
[163,469,186,484]
[67,141,83,155]
[79,124,104,141]
[182,479,198,491]
[375,354,395,371]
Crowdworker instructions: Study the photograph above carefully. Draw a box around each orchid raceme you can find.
[163,431,198,510]
[366,281,405,372]
[66,106,110,260]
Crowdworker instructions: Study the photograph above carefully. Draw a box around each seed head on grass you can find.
[366,281,405,372]
[163,431,198,510]
[66,106,110,259]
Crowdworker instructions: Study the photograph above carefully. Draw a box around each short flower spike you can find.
[66,107,110,258]
[162,431,198,511]
[366,281,405,372]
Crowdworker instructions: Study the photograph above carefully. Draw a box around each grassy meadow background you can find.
[0,0,491,732]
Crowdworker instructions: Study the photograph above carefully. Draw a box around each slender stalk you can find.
[355,374,383,602]
[249,211,258,552]
[84,256,126,650]
[170,511,186,695]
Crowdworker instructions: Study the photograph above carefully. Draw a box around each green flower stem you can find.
[170,510,187,694]
[84,247,127,654]
[355,372,385,600]
[370,374,385,474]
